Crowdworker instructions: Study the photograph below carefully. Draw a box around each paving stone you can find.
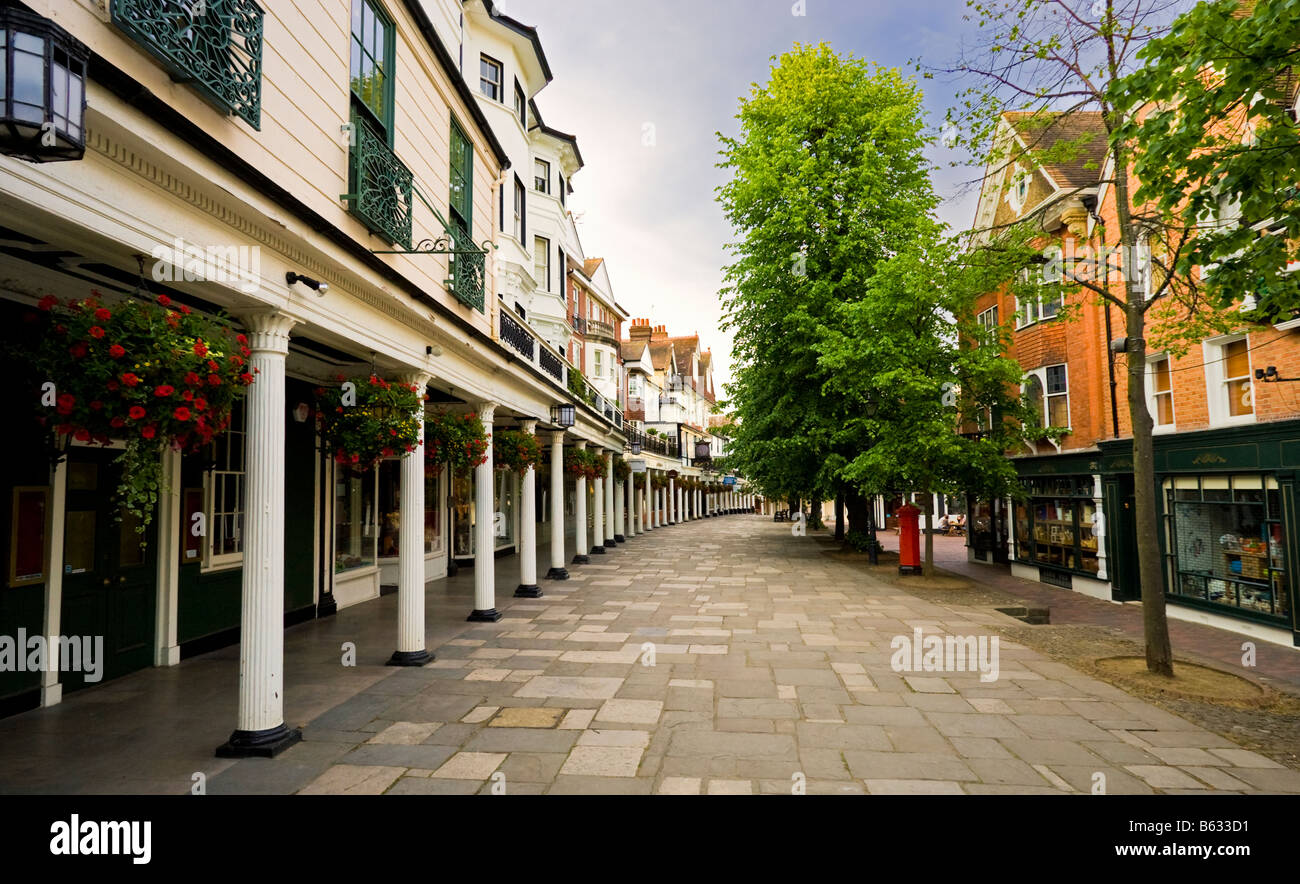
[488,707,564,729]
[706,778,753,795]
[864,779,965,795]
[432,752,507,780]
[657,776,702,794]
[843,751,977,782]
[514,676,625,699]
[560,746,644,777]
[368,722,441,745]
[595,699,664,724]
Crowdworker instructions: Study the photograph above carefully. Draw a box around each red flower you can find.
[74,429,91,442]
[240,346,251,357]
[154,385,174,398]
[229,355,244,367]
[156,294,171,307]
[208,360,220,372]
[89,326,105,339]
[68,342,87,358]
[179,304,191,315]
[37,295,58,311]
[350,454,360,464]
[240,373,254,385]
[194,398,208,412]
[56,393,75,415]
[208,373,222,386]
[165,314,179,328]
[110,417,125,429]
[236,333,248,345]
[106,380,119,392]
[129,406,146,420]
[383,448,394,457]
[193,339,208,357]
[173,406,191,422]
[121,373,140,387]
[182,390,193,402]
[141,425,157,439]
[94,308,111,321]
[89,400,103,411]
[184,372,200,386]
[108,344,126,359]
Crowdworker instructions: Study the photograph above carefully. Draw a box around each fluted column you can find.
[468,402,500,622]
[546,431,568,580]
[390,372,431,666]
[625,472,636,538]
[515,419,541,597]
[573,441,589,564]
[605,453,618,544]
[668,477,676,524]
[614,467,626,543]
[217,310,301,758]
[591,454,605,555]
[644,469,654,530]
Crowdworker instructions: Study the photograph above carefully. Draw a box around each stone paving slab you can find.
[0,515,1288,795]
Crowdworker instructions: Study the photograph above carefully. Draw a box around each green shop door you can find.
[1104,476,1140,602]
[59,448,157,690]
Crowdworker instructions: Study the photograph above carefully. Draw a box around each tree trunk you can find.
[834,491,845,541]
[919,492,935,576]
[1127,302,1174,676]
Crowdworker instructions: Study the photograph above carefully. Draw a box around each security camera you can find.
[286,271,328,296]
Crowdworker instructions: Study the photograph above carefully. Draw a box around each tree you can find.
[1119,0,1300,325]
[718,43,938,529]
[940,0,1205,677]
[817,229,1049,574]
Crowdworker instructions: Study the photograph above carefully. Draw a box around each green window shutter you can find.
[449,120,473,236]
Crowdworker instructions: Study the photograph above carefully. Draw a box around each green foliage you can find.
[563,447,602,480]
[718,43,938,504]
[844,529,883,555]
[1117,0,1300,325]
[567,367,596,406]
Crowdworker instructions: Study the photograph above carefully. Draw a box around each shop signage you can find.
[629,460,647,474]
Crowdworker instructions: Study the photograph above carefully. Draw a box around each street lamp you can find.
[550,403,575,427]
[0,7,89,163]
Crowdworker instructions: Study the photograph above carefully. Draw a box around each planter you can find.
[316,374,423,472]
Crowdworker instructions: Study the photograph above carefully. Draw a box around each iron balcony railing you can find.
[570,315,586,334]
[539,349,564,383]
[112,0,264,129]
[344,115,413,249]
[446,220,485,311]
[499,310,533,359]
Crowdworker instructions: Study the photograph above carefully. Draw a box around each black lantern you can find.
[0,7,88,163]
[628,440,641,455]
[550,403,575,427]
[694,439,711,461]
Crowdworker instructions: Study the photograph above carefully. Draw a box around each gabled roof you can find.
[1002,110,1107,189]
[649,340,676,374]
[621,339,651,363]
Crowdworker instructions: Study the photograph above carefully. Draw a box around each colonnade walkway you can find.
[1,515,1293,794]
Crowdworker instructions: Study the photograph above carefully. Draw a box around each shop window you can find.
[1162,474,1287,622]
[378,460,401,558]
[426,466,442,553]
[206,402,245,568]
[450,466,516,556]
[1013,476,1099,576]
[8,487,49,587]
[335,468,376,573]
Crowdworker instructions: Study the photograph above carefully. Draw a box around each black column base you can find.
[614,534,626,543]
[573,554,590,565]
[591,545,606,554]
[317,594,338,618]
[545,567,570,580]
[467,608,502,622]
[387,649,433,667]
[515,584,543,598]
[216,723,302,759]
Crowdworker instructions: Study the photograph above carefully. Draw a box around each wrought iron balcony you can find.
[539,348,564,383]
[499,310,534,359]
[112,0,264,129]
[447,221,485,311]
[344,116,413,249]
[570,315,586,334]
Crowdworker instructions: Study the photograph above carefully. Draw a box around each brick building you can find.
[969,108,1300,647]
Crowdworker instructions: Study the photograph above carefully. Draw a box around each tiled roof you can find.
[1003,111,1107,189]
[583,257,604,278]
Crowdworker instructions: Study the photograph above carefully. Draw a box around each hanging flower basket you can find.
[494,429,541,475]
[316,374,423,473]
[613,454,631,482]
[21,291,252,535]
[426,410,489,475]
[564,448,601,480]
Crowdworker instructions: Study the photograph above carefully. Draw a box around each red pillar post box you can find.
[897,503,922,575]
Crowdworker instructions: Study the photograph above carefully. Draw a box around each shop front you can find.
[450,466,518,561]
[1009,452,1110,599]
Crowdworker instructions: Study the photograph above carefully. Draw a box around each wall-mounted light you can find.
[293,402,311,423]
[287,271,329,296]
[550,403,575,428]
[427,344,443,357]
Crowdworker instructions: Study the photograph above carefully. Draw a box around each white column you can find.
[614,470,625,542]
[546,431,568,579]
[392,372,431,664]
[605,453,617,544]
[516,419,541,597]
[625,472,636,537]
[573,441,590,562]
[218,310,300,757]
[592,455,606,554]
[469,401,500,621]
[668,477,676,524]
[645,469,655,529]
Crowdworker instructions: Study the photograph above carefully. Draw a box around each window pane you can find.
[1156,392,1174,426]
[1224,339,1250,379]
[1048,393,1069,427]
[1228,379,1254,417]
[1152,357,1171,393]
[64,510,96,573]
[335,470,376,572]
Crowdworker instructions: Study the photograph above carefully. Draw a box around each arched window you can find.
[1024,374,1044,427]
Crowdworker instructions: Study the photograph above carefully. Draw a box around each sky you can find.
[498,0,989,397]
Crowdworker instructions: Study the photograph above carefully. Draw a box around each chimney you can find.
[629,318,652,341]
[651,324,667,341]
